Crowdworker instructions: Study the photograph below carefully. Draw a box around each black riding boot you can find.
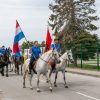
[51,63,56,73]
[29,63,37,74]
[32,68,37,74]
[29,63,32,74]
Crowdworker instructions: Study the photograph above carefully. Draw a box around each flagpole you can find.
[24,36,30,59]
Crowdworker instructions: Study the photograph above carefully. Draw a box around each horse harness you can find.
[60,52,71,65]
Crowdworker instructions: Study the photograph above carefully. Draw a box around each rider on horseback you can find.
[50,38,61,71]
[8,47,12,56]
[0,46,6,55]
[29,41,41,74]
[51,38,61,54]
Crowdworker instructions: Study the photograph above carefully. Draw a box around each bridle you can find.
[39,57,50,63]
[61,52,72,63]
[39,52,59,64]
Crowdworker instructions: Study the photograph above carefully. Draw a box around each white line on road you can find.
[76,92,100,100]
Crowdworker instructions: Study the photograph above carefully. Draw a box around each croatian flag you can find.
[13,20,25,57]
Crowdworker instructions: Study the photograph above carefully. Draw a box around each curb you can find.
[66,70,100,78]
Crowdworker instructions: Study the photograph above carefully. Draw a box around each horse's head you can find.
[66,50,74,63]
[62,50,74,63]
[3,48,9,63]
[51,49,60,63]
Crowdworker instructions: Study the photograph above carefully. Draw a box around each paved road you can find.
[0,72,100,100]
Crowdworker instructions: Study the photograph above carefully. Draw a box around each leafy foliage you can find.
[49,0,99,39]
[49,0,99,65]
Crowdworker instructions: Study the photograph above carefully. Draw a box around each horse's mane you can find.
[60,51,68,59]
[41,50,52,58]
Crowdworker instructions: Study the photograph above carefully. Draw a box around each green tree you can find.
[21,41,33,53]
[49,0,99,50]
[40,41,45,47]
[71,32,98,65]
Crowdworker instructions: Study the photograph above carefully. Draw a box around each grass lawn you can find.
[69,64,100,71]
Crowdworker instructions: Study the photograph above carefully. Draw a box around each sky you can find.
[0,0,100,48]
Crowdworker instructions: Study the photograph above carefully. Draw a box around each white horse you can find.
[23,50,59,92]
[49,50,74,88]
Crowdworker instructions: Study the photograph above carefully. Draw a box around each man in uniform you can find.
[50,38,61,71]
[51,38,61,54]
[29,41,41,74]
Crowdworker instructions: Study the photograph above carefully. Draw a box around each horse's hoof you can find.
[6,75,9,77]
[65,85,68,88]
[23,85,26,88]
[2,74,4,76]
[23,86,26,88]
[46,80,49,83]
[54,83,57,87]
[17,73,19,75]
[49,87,52,92]
[30,87,33,90]
[54,84,57,87]
[37,88,40,92]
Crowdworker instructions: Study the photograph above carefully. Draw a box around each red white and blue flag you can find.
[13,20,25,57]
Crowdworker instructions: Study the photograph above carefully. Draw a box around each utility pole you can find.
[96,41,99,70]
[81,43,83,69]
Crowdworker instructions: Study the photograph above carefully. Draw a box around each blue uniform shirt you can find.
[51,44,61,53]
[0,48,5,55]
[30,46,41,59]
[8,50,12,55]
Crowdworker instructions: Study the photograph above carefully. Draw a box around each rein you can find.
[39,53,52,64]
[39,52,59,64]
[39,57,50,63]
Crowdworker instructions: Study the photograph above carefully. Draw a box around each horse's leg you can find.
[23,71,27,88]
[15,64,16,73]
[54,71,58,87]
[10,63,13,72]
[10,63,12,72]
[28,73,33,90]
[37,73,41,92]
[46,74,52,92]
[12,63,14,71]
[12,63,15,71]
[1,66,4,76]
[6,65,9,77]
[17,63,19,75]
[11,63,13,72]
[49,69,52,79]
[46,69,52,83]
[62,70,68,88]
[21,64,23,75]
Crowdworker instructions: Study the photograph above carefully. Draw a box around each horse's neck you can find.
[42,53,51,61]
[60,54,67,66]
[40,51,52,63]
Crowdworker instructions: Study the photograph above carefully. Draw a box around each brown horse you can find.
[0,49,9,77]
[14,56,24,75]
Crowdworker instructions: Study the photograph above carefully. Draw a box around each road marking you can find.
[76,92,100,100]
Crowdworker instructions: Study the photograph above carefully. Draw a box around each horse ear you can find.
[66,50,68,52]
[69,49,72,52]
